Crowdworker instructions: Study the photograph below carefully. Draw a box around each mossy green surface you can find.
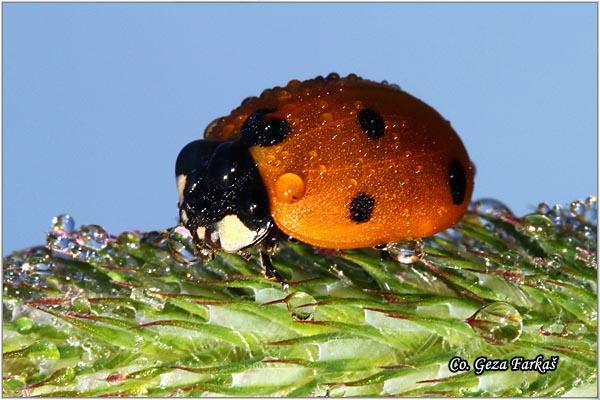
[2,199,597,397]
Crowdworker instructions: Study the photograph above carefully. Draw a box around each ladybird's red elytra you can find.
[176,74,474,253]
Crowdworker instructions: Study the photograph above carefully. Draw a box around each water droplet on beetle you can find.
[276,90,292,102]
[76,225,109,251]
[317,99,328,110]
[386,240,424,264]
[219,123,235,138]
[51,214,75,233]
[287,291,316,320]
[167,226,198,265]
[320,113,333,124]
[467,302,522,345]
[275,173,305,204]
[287,79,301,91]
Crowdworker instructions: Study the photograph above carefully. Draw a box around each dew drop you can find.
[564,322,587,336]
[167,226,199,265]
[470,199,513,218]
[275,173,305,204]
[520,214,555,238]
[46,231,73,257]
[28,340,60,360]
[287,291,316,320]
[536,202,551,215]
[541,320,564,335]
[76,225,109,251]
[328,386,346,397]
[584,195,597,223]
[70,297,91,313]
[546,204,564,226]
[51,214,75,233]
[467,302,522,345]
[117,231,141,250]
[570,200,586,219]
[142,231,168,248]
[14,317,34,334]
[580,225,597,241]
[386,240,424,264]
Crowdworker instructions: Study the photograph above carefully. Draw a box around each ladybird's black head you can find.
[175,139,272,252]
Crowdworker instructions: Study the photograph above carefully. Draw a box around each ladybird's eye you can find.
[240,108,290,147]
[349,192,375,223]
[357,108,385,139]
[448,159,467,205]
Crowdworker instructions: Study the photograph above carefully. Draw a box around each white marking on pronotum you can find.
[176,174,187,204]
[196,226,206,240]
[217,214,265,252]
[180,209,189,224]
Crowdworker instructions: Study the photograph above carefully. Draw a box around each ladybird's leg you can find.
[257,233,288,288]
[188,223,215,262]
[259,251,285,283]
[374,243,394,262]
[238,249,253,261]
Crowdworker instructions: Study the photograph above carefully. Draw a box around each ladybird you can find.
[175,73,474,258]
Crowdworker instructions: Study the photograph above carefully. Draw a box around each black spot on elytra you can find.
[349,193,375,223]
[357,108,385,139]
[448,159,467,205]
[240,108,290,147]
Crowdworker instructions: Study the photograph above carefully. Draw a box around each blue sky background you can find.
[3,3,597,254]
